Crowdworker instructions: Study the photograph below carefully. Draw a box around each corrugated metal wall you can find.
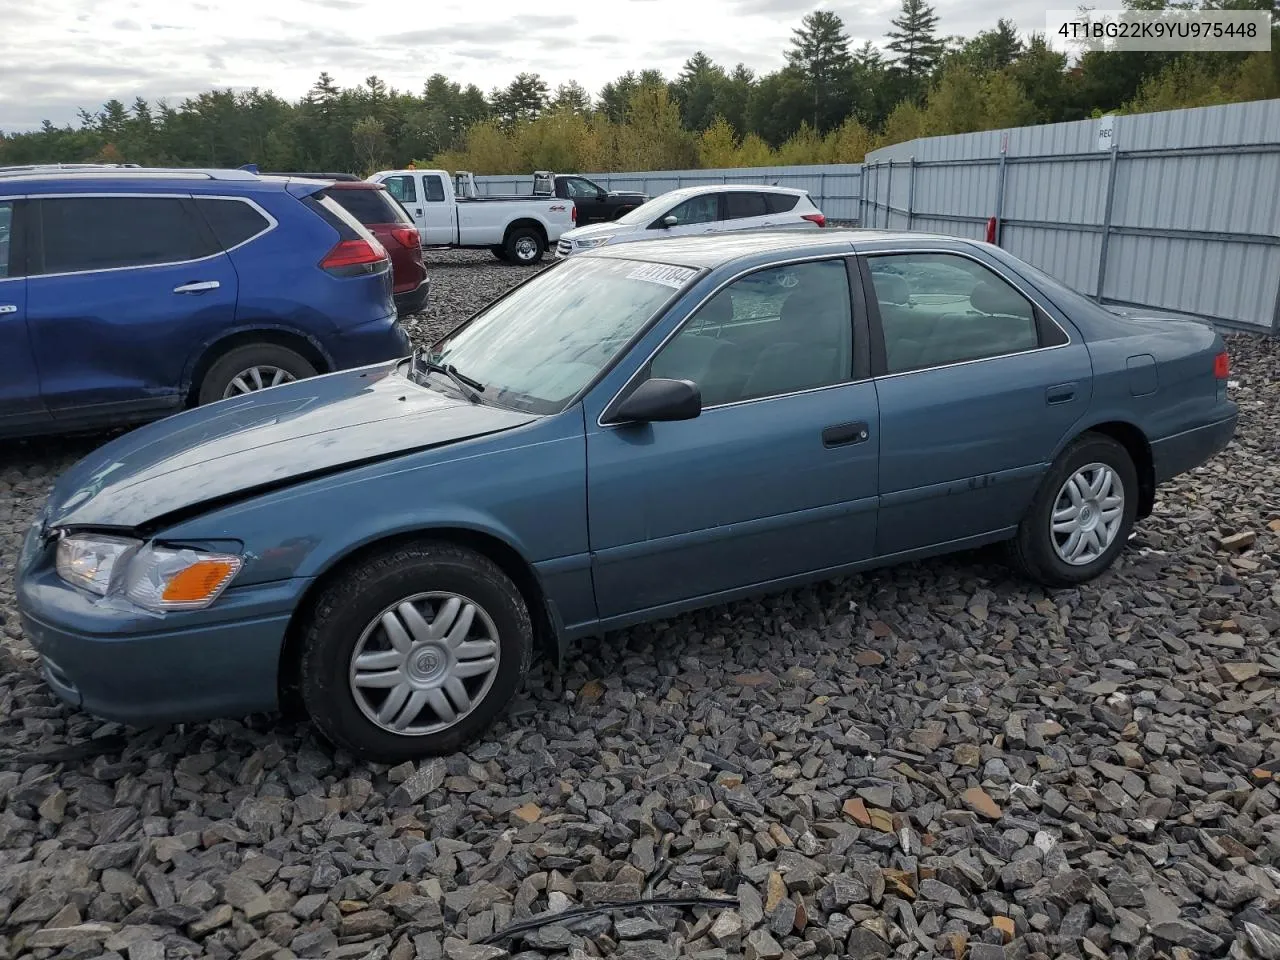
[471,100,1280,331]
[861,100,1280,331]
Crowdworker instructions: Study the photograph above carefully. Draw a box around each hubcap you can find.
[348,592,501,736]
[513,237,537,261]
[1051,462,1125,566]
[223,365,295,398]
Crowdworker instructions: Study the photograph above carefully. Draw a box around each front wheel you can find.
[297,542,533,762]
[504,227,545,265]
[1008,433,1138,587]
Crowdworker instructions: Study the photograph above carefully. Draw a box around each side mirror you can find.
[662,214,679,228]
[597,189,608,201]
[608,378,701,424]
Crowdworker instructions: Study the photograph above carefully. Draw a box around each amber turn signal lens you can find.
[161,559,240,604]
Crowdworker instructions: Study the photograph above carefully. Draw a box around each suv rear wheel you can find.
[197,343,318,405]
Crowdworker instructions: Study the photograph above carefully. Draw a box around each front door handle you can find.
[1046,383,1076,405]
[822,421,870,448]
[0,304,16,315]
[173,281,220,294]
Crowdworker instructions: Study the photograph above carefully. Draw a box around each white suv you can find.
[555,184,826,258]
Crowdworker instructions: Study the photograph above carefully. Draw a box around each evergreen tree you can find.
[785,10,854,132]
[886,0,945,89]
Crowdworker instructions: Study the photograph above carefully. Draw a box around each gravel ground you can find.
[1,250,1278,960]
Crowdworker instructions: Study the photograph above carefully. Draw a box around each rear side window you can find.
[724,192,769,220]
[36,196,215,275]
[194,197,271,250]
[423,176,445,203]
[765,193,800,214]
[324,187,411,226]
[0,201,12,278]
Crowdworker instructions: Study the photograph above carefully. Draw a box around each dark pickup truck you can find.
[454,170,647,227]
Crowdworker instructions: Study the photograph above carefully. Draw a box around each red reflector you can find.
[985,216,997,244]
[390,226,419,249]
[802,213,826,228]
[321,239,385,270]
[1214,350,1230,379]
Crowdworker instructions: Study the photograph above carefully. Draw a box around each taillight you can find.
[1214,350,1230,379]
[320,239,387,277]
[571,205,577,223]
[390,226,419,249]
[802,213,826,228]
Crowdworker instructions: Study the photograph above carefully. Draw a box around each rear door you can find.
[0,198,50,432]
[722,191,771,234]
[383,173,453,246]
[861,246,1092,557]
[25,193,240,421]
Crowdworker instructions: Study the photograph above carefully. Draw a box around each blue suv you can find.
[0,167,411,439]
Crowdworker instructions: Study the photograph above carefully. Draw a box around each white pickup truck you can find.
[368,169,576,265]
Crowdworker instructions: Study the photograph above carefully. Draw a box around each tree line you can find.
[2,0,1276,176]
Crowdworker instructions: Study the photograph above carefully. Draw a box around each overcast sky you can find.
[2,0,1052,132]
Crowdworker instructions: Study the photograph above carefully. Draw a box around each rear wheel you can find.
[297,542,533,762]
[1008,433,1138,586]
[197,343,317,405]
[504,227,545,265]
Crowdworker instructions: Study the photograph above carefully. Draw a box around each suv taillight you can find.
[320,238,387,277]
[802,213,826,228]
[390,226,419,249]
[1214,350,1230,379]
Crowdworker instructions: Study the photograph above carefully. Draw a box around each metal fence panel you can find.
[468,101,1279,331]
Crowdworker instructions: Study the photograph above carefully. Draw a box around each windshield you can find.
[614,190,695,226]
[432,256,701,414]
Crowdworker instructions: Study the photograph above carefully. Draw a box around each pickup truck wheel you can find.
[197,343,317,405]
[490,246,510,262]
[504,228,545,265]
[1008,433,1138,587]
[297,542,533,763]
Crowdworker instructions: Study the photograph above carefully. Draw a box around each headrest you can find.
[970,279,1029,316]
[874,273,910,305]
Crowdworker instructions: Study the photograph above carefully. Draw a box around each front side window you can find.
[655,193,719,229]
[868,252,1047,374]
[0,201,13,279]
[649,258,854,407]
[385,175,417,204]
[432,257,700,415]
[37,196,214,275]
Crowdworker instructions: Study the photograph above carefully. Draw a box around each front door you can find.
[644,192,722,241]
[863,248,1093,557]
[25,194,240,420]
[562,177,606,224]
[384,174,453,247]
[0,198,50,432]
[586,255,880,620]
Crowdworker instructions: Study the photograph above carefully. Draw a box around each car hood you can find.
[564,220,636,241]
[42,362,540,530]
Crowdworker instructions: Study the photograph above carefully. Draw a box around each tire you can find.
[1008,432,1139,587]
[197,343,318,405]
[296,541,533,763]
[490,246,509,262]
[504,227,545,265]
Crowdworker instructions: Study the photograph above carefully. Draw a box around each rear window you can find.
[194,197,271,250]
[725,192,769,220]
[324,187,412,226]
[424,175,445,202]
[36,196,216,275]
[765,193,800,214]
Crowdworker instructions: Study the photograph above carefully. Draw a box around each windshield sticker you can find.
[627,263,698,289]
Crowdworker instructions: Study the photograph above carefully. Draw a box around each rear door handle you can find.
[1046,383,1076,405]
[822,421,870,448]
[173,281,220,294]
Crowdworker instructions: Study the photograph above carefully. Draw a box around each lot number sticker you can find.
[627,263,698,288]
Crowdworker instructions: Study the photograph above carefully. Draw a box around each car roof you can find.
[657,183,809,201]
[587,228,981,270]
[0,167,302,195]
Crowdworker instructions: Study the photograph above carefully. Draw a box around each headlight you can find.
[575,236,613,249]
[56,534,140,596]
[56,534,242,612]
